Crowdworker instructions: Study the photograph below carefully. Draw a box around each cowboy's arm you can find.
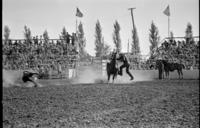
[125,55,130,64]
[116,57,121,60]
[116,54,123,61]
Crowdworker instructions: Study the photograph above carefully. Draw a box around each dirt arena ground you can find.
[3,79,199,128]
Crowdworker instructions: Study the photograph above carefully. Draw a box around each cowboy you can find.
[22,71,39,87]
[116,52,134,80]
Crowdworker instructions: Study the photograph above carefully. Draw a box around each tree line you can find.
[149,21,195,59]
[3,20,194,59]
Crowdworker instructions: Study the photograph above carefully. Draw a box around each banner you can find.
[163,5,170,16]
[76,8,83,17]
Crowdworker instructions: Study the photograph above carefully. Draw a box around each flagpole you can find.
[163,5,170,38]
[76,18,77,34]
[75,7,78,34]
[168,15,170,38]
[76,17,79,54]
[127,39,129,53]
[75,15,78,72]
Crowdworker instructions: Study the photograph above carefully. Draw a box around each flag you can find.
[163,5,170,16]
[76,8,83,17]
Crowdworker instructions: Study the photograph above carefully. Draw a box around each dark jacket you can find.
[22,71,38,83]
[117,54,129,64]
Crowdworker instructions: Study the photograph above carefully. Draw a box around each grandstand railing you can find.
[2,38,80,79]
[2,36,199,72]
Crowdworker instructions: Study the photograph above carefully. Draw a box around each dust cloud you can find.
[73,66,156,84]
[3,70,43,87]
[74,66,107,84]
[131,70,156,81]
[3,70,22,87]
[3,68,156,87]
[105,70,155,83]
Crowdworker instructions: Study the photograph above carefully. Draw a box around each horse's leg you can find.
[112,75,115,84]
[113,72,118,83]
[180,69,183,79]
[162,64,164,79]
[165,71,168,79]
[107,74,110,83]
[162,71,164,79]
[167,72,170,79]
[166,72,168,79]
[114,70,118,79]
[182,70,183,79]
[177,70,180,79]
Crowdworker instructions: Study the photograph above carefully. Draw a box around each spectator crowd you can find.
[150,38,199,70]
[2,35,199,71]
[3,33,78,72]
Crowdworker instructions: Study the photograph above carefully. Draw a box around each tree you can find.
[61,27,68,41]
[131,26,140,57]
[24,25,32,44]
[77,22,86,57]
[102,44,111,57]
[60,27,68,55]
[169,31,175,45]
[112,20,121,52]
[149,21,160,58]
[102,38,111,58]
[4,25,11,44]
[185,22,193,43]
[43,30,49,44]
[94,20,104,57]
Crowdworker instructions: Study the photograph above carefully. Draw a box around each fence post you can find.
[102,59,107,77]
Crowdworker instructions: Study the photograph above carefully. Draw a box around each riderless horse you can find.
[106,52,119,83]
[161,60,185,79]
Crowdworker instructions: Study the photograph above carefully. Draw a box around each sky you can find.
[2,0,199,56]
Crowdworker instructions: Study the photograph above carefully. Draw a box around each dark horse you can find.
[106,52,119,83]
[161,60,185,79]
